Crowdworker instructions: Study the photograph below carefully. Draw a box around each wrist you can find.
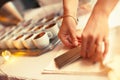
[63,10,78,24]
[63,14,78,24]
[64,9,77,18]
[92,5,109,19]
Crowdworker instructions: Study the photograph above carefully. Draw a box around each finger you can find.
[87,44,97,63]
[87,43,96,59]
[87,36,96,58]
[103,37,109,57]
[58,34,73,48]
[80,35,88,58]
[76,29,82,38]
[94,44,103,62]
[96,37,103,55]
[67,36,78,48]
[92,37,103,62]
[78,38,82,46]
[76,29,82,45]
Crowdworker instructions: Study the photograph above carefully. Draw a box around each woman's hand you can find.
[58,16,81,48]
[80,8,109,62]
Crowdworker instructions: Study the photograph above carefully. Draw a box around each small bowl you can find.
[44,23,59,39]
[6,35,16,49]
[13,34,26,49]
[0,35,10,49]
[32,32,50,49]
[22,33,36,49]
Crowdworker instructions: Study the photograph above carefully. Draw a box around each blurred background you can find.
[0,0,92,27]
[0,0,62,27]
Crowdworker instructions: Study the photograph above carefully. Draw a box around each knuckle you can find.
[89,33,95,40]
[82,33,96,40]
[81,33,87,39]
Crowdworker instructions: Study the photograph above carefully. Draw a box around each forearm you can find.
[63,0,78,17]
[93,0,118,17]
[3,1,23,21]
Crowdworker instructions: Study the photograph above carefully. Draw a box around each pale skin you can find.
[58,0,118,62]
